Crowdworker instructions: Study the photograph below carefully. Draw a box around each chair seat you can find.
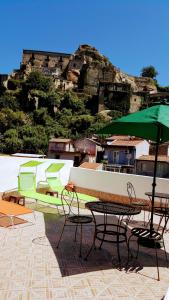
[131,227,162,241]
[154,207,169,216]
[67,215,93,224]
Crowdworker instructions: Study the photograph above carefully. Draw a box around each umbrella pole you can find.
[149,125,160,236]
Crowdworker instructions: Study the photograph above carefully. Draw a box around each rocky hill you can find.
[2,44,157,113]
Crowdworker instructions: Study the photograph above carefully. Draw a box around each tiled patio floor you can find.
[0,204,168,300]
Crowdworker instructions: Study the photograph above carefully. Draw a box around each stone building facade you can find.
[22,49,71,75]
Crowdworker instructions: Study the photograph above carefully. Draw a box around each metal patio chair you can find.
[127,212,169,281]
[57,186,93,257]
[127,182,149,226]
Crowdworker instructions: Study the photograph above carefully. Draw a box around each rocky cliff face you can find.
[65,44,157,95]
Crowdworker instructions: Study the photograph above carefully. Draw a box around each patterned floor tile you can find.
[0,208,168,300]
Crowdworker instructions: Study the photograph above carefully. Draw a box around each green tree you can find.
[19,71,55,112]
[3,129,23,153]
[0,108,30,133]
[0,93,20,110]
[0,84,6,96]
[59,91,86,114]
[21,125,48,154]
[140,65,158,79]
[87,114,108,134]
[24,71,54,92]
[32,108,50,126]
[69,115,94,138]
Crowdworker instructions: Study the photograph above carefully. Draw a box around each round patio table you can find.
[85,201,141,264]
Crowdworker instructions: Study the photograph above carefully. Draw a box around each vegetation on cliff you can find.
[140,65,158,79]
[0,55,168,155]
[0,71,109,154]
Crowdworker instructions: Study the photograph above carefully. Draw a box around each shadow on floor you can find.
[32,210,169,280]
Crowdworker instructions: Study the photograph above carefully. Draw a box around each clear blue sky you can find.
[0,0,169,86]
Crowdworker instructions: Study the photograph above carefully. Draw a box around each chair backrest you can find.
[46,177,63,190]
[127,181,136,204]
[45,163,64,180]
[60,187,80,217]
[18,172,36,192]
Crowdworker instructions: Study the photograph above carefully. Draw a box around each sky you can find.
[0,0,169,86]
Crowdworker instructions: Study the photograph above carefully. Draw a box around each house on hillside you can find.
[103,138,150,173]
[48,138,81,166]
[48,137,103,166]
[74,138,103,164]
[136,155,169,178]
[149,141,169,156]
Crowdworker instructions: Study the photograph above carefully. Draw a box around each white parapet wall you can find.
[69,167,169,200]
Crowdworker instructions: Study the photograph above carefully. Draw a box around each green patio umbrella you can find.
[98,103,169,236]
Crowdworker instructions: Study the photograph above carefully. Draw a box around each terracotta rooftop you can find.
[106,135,131,141]
[109,140,144,147]
[49,138,72,143]
[137,155,169,162]
[79,162,102,170]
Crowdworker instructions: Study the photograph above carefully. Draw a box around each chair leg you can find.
[57,220,66,249]
[125,235,129,262]
[162,240,169,268]
[84,225,97,260]
[143,208,146,226]
[126,234,133,266]
[157,215,163,231]
[127,234,140,267]
[74,224,78,242]
[135,240,140,259]
[154,243,160,281]
[79,224,82,258]
[116,236,121,267]
[99,216,106,250]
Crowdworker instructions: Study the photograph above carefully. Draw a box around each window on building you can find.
[112,151,119,164]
